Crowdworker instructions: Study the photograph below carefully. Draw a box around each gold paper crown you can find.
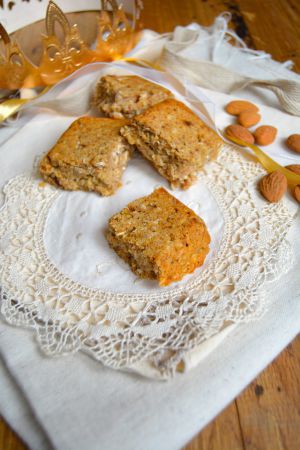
[0,0,142,89]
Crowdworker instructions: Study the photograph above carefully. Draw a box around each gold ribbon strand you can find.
[224,133,300,188]
[0,87,50,122]
[0,98,28,122]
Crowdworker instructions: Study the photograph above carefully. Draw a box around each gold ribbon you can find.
[0,98,28,122]
[121,56,163,71]
[0,86,50,123]
[224,133,300,188]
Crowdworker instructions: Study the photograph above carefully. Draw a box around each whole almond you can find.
[286,134,300,154]
[294,185,300,203]
[238,111,261,128]
[285,164,300,175]
[259,170,287,203]
[225,100,259,116]
[225,125,254,146]
[254,125,277,146]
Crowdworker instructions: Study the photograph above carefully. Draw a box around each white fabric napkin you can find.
[1,23,300,450]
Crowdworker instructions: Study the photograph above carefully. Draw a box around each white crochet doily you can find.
[0,144,296,378]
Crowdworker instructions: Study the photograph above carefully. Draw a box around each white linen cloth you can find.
[132,15,300,115]
[1,23,300,450]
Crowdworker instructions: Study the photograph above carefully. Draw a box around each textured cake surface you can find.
[120,99,223,189]
[40,117,133,196]
[106,187,211,286]
[93,75,173,119]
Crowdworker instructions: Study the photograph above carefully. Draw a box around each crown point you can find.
[0,0,143,89]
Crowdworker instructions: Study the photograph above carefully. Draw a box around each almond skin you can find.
[259,170,287,203]
[225,100,259,116]
[294,186,300,203]
[238,111,261,128]
[285,166,300,203]
[225,125,255,146]
[285,164,300,175]
[286,134,300,154]
[254,125,277,146]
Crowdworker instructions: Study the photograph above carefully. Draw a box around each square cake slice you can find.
[120,99,223,189]
[40,117,133,196]
[93,75,173,119]
[106,187,211,286]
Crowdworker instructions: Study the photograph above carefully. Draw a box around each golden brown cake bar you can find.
[106,187,211,286]
[93,75,173,119]
[40,117,133,196]
[120,99,223,189]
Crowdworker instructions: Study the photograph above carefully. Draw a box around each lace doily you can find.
[0,145,296,378]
